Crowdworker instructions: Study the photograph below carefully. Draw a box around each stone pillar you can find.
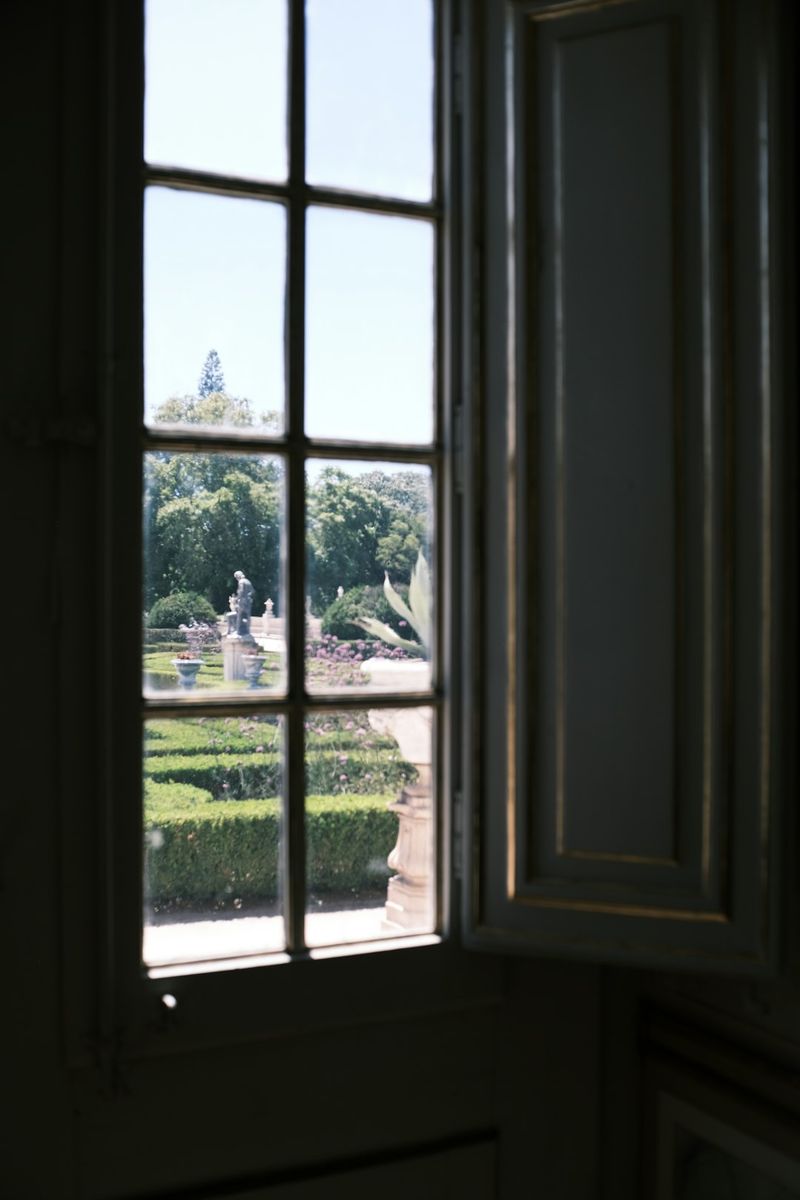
[360,659,434,933]
[383,767,434,932]
[222,636,248,681]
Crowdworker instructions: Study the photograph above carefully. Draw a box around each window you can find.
[93,0,783,1042]
[139,0,445,970]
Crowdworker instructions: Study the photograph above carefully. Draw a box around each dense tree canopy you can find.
[306,467,428,611]
[145,355,430,621]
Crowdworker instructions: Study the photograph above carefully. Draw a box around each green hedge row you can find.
[145,792,396,902]
[144,750,414,798]
[145,780,214,811]
[145,718,282,756]
[144,719,393,757]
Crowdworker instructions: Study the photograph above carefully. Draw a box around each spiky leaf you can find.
[355,617,425,656]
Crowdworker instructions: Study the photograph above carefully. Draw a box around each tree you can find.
[152,469,281,612]
[198,349,225,397]
[306,468,428,611]
[145,351,285,608]
[154,351,282,432]
[358,470,430,517]
[153,390,255,429]
[376,516,423,577]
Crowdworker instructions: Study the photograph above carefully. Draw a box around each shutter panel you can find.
[465,0,787,969]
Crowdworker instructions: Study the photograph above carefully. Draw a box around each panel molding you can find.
[466,0,783,968]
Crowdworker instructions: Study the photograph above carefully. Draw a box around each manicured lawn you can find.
[143,647,284,691]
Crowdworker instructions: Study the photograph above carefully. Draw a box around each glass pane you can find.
[305,208,434,444]
[143,715,285,966]
[305,707,435,947]
[143,451,286,697]
[305,460,433,693]
[145,187,285,433]
[307,0,433,201]
[145,0,287,181]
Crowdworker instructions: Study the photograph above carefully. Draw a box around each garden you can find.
[145,711,417,912]
[142,361,434,937]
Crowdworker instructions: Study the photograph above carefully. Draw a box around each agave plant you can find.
[356,551,431,658]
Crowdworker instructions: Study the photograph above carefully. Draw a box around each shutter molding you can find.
[465,0,787,970]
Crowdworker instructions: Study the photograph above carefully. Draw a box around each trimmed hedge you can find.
[145,719,282,757]
[144,718,393,757]
[144,749,414,798]
[145,780,214,810]
[143,629,193,647]
[145,793,396,903]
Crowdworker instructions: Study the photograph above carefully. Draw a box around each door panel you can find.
[467,0,785,968]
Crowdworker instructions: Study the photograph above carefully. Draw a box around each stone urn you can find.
[242,653,266,689]
[171,657,203,689]
[360,657,433,932]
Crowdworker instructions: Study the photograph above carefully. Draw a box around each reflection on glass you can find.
[305,208,434,444]
[145,0,287,181]
[143,715,285,966]
[307,0,433,201]
[143,452,286,697]
[305,460,433,693]
[145,187,285,432]
[304,707,435,947]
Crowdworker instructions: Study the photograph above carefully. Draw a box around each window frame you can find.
[64,0,498,1067]
[141,0,444,965]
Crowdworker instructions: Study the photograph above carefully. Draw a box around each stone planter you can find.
[360,657,433,932]
[242,654,266,689]
[171,658,203,689]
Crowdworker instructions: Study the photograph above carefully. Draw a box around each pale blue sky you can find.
[144,0,434,444]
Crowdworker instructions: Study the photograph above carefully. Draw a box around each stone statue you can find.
[232,570,254,638]
[226,592,238,635]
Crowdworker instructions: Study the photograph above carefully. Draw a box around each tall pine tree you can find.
[198,349,225,396]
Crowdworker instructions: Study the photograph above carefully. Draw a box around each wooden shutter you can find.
[464,0,789,969]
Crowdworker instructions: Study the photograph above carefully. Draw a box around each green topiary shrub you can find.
[146,591,218,629]
[144,792,397,903]
[321,584,410,642]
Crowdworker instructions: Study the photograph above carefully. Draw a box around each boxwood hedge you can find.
[143,719,394,757]
[145,792,396,903]
[144,750,413,798]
